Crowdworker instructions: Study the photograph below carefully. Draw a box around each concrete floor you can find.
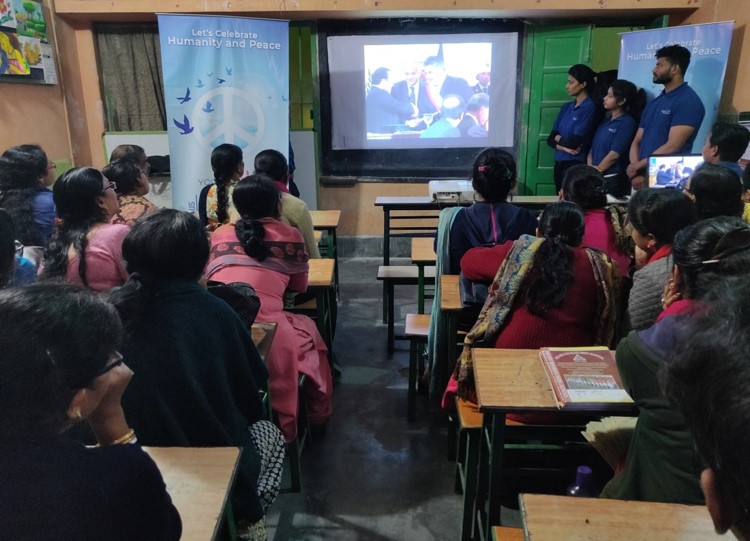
[266,257,465,540]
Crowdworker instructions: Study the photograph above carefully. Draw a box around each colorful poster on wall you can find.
[618,22,734,154]
[0,0,57,83]
[157,14,289,212]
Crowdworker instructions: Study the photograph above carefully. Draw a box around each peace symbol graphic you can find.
[191,86,266,153]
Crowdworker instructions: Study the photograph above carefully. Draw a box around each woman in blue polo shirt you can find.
[588,79,646,197]
[548,64,599,192]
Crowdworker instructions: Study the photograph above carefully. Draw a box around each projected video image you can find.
[364,43,491,141]
[648,155,704,188]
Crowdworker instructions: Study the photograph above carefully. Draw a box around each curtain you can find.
[94,23,166,131]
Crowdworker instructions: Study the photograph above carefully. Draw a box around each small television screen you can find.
[648,154,704,188]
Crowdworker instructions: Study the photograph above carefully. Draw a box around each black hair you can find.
[0,144,49,246]
[627,188,698,246]
[102,157,141,196]
[524,201,585,316]
[568,64,596,95]
[232,174,281,262]
[253,149,288,183]
[0,208,15,288]
[466,93,489,112]
[110,209,209,328]
[672,216,750,300]
[423,56,444,68]
[210,144,243,224]
[708,122,750,163]
[743,163,750,192]
[471,148,517,202]
[0,283,121,440]
[609,79,647,123]
[656,45,691,76]
[663,276,750,539]
[689,164,744,220]
[109,144,146,165]
[371,67,390,85]
[561,164,607,209]
[42,167,109,286]
[441,94,466,120]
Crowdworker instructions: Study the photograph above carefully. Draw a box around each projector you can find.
[428,180,475,203]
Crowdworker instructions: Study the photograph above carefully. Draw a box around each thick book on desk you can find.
[540,347,633,409]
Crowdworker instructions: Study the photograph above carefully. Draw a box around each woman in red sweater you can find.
[444,202,620,406]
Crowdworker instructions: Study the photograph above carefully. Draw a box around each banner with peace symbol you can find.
[158,14,289,212]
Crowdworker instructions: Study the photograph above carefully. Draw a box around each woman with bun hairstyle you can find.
[560,164,632,276]
[547,64,599,191]
[625,188,698,331]
[42,167,129,292]
[206,174,333,443]
[102,157,157,226]
[588,79,646,197]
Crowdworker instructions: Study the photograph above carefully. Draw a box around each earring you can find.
[69,408,82,421]
[647,240,656,249]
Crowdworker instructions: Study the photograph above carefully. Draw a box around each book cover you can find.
[540,347,633,409]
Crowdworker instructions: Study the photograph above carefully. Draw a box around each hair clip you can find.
[701,259,720,264]
[477,165,488,172]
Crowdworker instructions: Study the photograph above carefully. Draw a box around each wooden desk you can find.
[411,237,436,314]
[305,258,335,352]
[311,210,341,297]
[520,493,721,540]
[251,321,278,364]
[144,446,241,541]
[472,349,636,540]
[440,274,463,375]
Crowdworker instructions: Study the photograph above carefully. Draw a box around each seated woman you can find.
[560,164,632,276]
[0,144,57,260]
[102,157,157,225]
[442,148,538,275]
[0,283,181,539]
[600,216,750,504]
[111,209,282,538]
[42,167,129,293]
[203,143,245,229]
[685,163,744,220]
[626,189,698,331]
[206,174,333,443]
[444,202,620,408]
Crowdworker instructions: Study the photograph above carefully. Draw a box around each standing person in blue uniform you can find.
[588,79,646,197]
[547,64,599,192]
[627,45,706,191]
[366,67,417,134]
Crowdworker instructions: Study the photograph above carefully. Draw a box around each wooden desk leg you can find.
[315,288,333,356]
[382,208,390,322]
[387,281,395,356]
[479,412,506,540]
[417,264,425,315]
[329,228,339,301]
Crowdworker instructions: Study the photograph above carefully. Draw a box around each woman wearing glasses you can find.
[42,167,129,292]
[0,283,181,539]
[102,157,158,226]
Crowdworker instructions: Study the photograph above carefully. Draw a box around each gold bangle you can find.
[109,428,136,445]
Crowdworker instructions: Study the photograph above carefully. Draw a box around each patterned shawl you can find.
[206,217,309,278]
[454,235,620,398]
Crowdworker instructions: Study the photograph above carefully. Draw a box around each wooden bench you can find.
[454,398,483,541]
[377,265,436,355]
[492,526,523,541]
[403,313,430,421]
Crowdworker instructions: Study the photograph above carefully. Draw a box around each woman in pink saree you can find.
[206,174,333,442]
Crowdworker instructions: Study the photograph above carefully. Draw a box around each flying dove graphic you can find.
[207,72,213,77]
[217,78,226,84]
[226,67,232,75]
[196,79,205,88]
[177,87,191,104]
[173,115,194,135]
[202,101,214,113]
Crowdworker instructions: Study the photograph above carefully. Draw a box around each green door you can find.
[520,25,592,195]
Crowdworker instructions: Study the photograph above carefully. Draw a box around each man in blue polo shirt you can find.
[700,121,750,178]
[627,45,705,190]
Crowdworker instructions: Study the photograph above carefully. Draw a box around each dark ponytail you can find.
[525,202,585,316]
[42,167,108,286]
[232,174,281,261]
[210,144,243,224]
[610,79,647,123]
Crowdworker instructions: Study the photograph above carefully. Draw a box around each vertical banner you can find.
[618,22,733,155]
[157,14,288,211]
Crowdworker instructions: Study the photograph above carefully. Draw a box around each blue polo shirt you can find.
[552,96,597,162]
[590,113,638,175]
[638,83,705,159]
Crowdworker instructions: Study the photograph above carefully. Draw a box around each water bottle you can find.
[567,465,596,497]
